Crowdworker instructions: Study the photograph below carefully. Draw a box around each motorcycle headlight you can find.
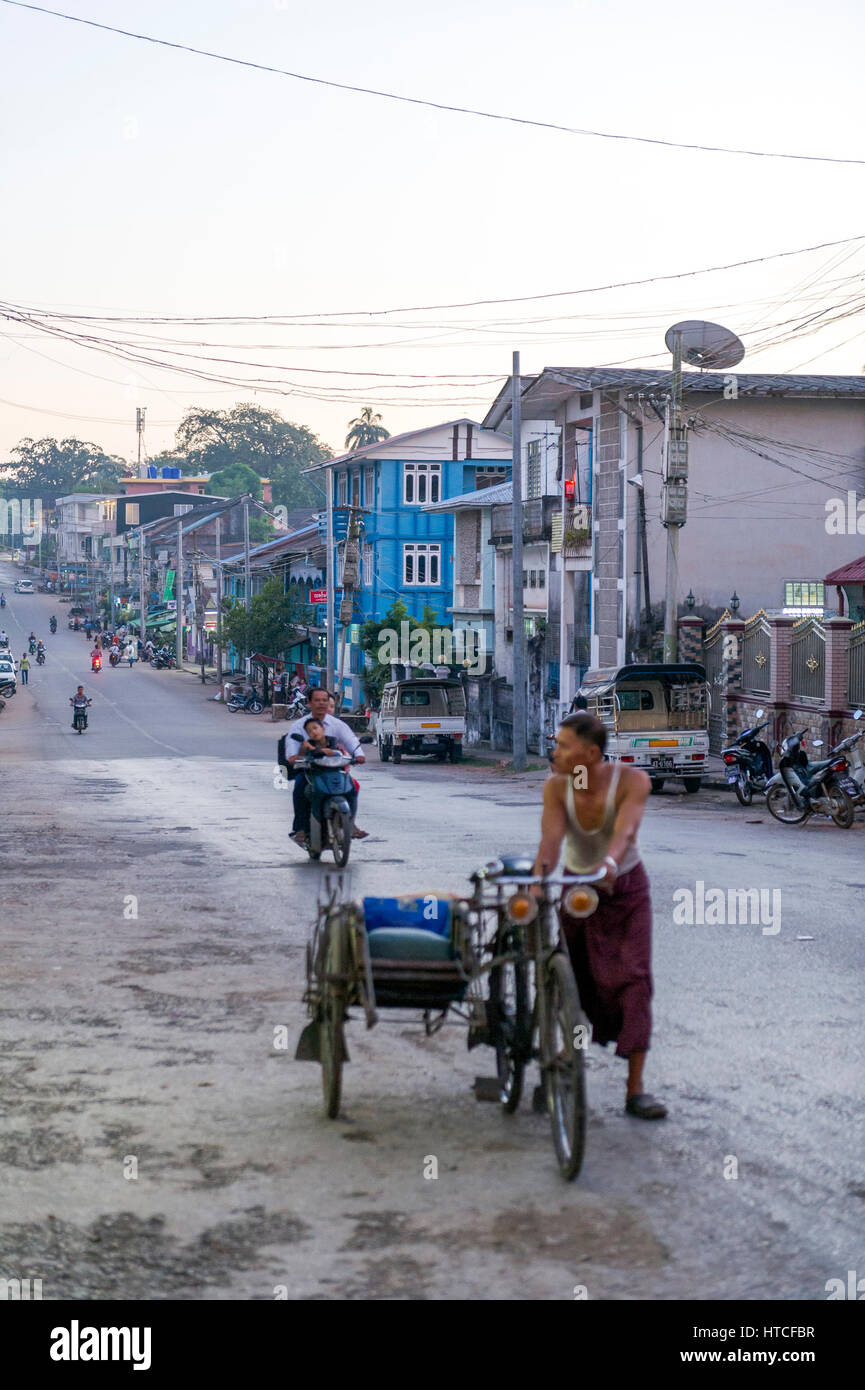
[562,885,600,918]
[505,891,538,925]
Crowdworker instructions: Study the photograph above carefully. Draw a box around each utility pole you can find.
[214,514,223,683]
[242,497,251,612]
[511,351,526,771]
[662,329,687,663]
[175,518,184,670]
[138,525,147,646]
[336,506,360,713]
[325,467,335,696]
[136,407,146,479]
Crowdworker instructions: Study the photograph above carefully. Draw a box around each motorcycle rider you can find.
[70,685,91,729]
[284,687,366,846]
[0,592,5,608]
[91,645,102,671]
[28,632,37,654]
[49,615,57,633]
[0,628,8,648]
[295,716,359,830]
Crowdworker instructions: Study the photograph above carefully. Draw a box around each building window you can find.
[403,463,441,505]
[403,543,441,586]
[351,472,360,506]
[364,466,374,505]
[362,544,373,587]
[784,580,825,613]
[529,570,537,588]
[526,439,542,500]
[579,392,593,410]
[173,504,194,517]
[538,569,546,589]
[337,471,348,506]
[474,464,507,490]
[126,503,139,524]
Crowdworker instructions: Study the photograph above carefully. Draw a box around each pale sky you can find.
[1,0,863,467]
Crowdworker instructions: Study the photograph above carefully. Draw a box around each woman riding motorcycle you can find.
[49,615,57,633]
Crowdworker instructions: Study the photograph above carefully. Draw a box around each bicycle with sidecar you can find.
[295,854,605,1180]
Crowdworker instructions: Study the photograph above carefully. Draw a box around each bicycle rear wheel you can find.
[320,919,350,1118]
[540,952,586,1181]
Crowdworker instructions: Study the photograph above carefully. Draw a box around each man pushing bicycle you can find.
[532,712,667,1120]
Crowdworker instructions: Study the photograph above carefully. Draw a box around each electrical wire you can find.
[3,0,863,166]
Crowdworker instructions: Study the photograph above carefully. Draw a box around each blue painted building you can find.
[309,420,513,707]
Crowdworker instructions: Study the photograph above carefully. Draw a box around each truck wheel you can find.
[650,779,665,794]
[683,777,701,794]
[392,746,402,764]
[379,737,390,762]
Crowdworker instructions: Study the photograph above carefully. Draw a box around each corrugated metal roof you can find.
[424,480,513,512]
[825,557,865,584]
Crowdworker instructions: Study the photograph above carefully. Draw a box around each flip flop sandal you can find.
[625,1093,667,1120]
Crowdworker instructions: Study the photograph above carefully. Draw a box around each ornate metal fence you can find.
[740,611,771,694]
[703,617,726,753]
[790,618,825,702]
[849,621,865,708]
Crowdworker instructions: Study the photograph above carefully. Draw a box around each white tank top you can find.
[563,762,641,875]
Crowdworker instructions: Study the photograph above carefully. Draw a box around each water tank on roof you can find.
[160,466,181,479]
[147,466,158,478]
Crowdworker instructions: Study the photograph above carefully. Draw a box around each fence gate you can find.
[790,618,826,702]
[703,623,725,753]
[741,612,771,696]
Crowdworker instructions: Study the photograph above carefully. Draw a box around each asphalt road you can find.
[1,573,863,1300]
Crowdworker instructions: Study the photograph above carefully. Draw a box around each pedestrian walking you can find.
[19,652,30,685]
[124,640,136,667]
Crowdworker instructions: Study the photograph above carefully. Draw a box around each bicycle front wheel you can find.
[540,951,586,1181]
[488,929,531,1113]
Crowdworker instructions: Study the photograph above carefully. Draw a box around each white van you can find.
[377,678,467,764]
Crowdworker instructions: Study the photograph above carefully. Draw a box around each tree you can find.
[219,579,311,660]
[344,407,390,452]
[173,405,331,509]
[358,599,453,704]
[4,437,126,499]
[207,462,263,500]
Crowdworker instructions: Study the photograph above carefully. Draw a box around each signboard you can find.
[163,569,175,601]
[309,589,327,604]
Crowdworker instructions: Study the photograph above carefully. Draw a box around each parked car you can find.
[377,677,467,763]
[14,580,34,594]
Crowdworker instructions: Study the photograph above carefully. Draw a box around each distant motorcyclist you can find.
[0,628,8,648]
[70,686,91,730]
[91,646,102,672]
[0,592,5,608]
[28,632,36,654]
[49,615,57,633]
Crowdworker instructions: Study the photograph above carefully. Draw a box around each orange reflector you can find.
[648,739,678,747]
[506,892,538,925]
[563,885,600,919]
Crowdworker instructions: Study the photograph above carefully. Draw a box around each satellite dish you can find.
[665,320,745,370]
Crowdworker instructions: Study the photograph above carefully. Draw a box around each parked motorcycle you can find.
[286,691,309,720]
[765,729,855,827]
[721,708,774,805]
[150,649,176,670]
[227,687,264,714]
[825,708,865,808]
[295,751,358,866]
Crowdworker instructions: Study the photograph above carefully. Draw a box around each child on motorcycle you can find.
[293,716,359,836]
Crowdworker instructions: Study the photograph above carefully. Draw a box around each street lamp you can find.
[685,591,695,611]
[729,591,740,614]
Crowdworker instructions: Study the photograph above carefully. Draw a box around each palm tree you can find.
[344,407,390,452]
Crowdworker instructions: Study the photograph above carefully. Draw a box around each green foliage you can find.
[344,407,390,452]
[358,599,453,704]
[248,515,274,543]
[173,404,331,508]
[3,437,126,499]
[207,462,263,499]
[219,578,311,659]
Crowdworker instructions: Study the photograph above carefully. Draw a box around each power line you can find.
[4,0,864,166]
[4,235,863,322]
